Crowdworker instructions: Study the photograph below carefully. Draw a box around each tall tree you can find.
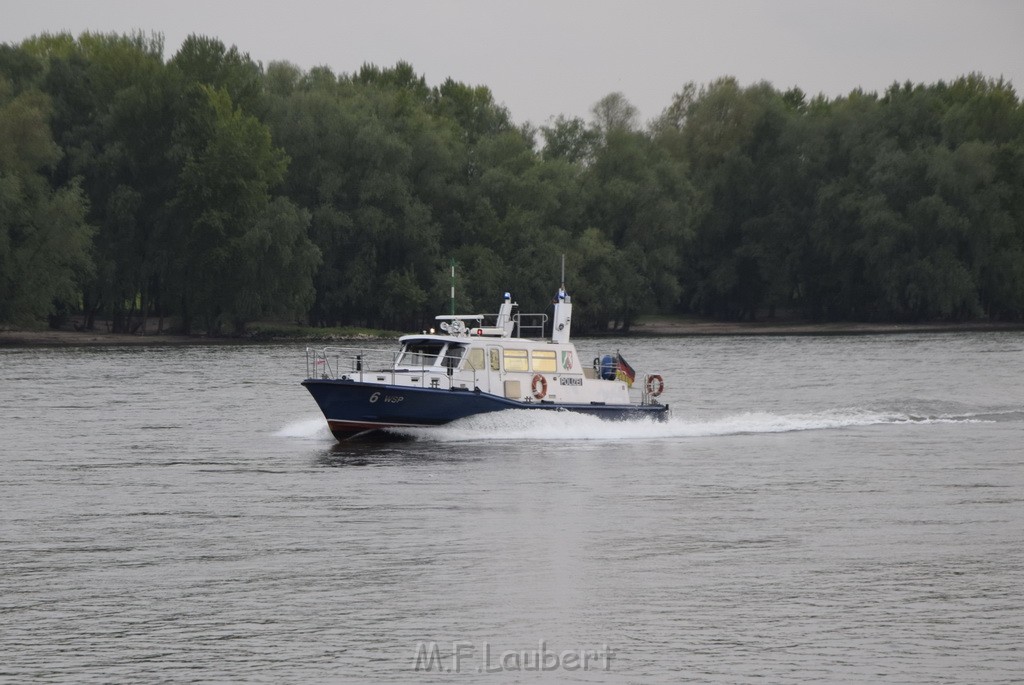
[582,124,688,329]
[170,35,264,115]
[20,32,178,331]
[540,115,600,165]
[0,83,93,325]
[591,92,640,135]
[167,85,318,333]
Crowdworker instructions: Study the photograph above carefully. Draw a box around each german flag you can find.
[615,353,636,387]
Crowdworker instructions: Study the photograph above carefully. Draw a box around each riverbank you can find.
[0,329,225,346]
[628,317,1024,337]
[0,319,398,346]
[3,318,1023,346]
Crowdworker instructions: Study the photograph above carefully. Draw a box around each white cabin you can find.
[386,293,630,404]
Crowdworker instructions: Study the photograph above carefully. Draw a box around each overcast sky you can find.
[3,0,1023,126]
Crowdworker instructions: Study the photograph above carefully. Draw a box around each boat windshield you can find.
[443,344,465,370]
[397,341,446,368]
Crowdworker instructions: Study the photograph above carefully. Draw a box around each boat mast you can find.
[551,254,572,344]
[450,258,456,315]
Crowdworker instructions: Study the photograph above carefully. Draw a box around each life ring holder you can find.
[531,374,548,400]
[645,374,664,397]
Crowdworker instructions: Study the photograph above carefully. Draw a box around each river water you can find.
[1,333,1022,683]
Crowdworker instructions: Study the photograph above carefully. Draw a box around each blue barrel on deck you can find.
[600,354,616,380]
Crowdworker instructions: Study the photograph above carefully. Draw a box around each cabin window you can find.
[443,344,465,370]
[503,349,529,372]
[466,348,485,371]
[398,341,445,368]
[489,349,500,371]
[532,350,557,373]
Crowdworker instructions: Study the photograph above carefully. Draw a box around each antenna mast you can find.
[450,258,456,315]
[551,254,572,344]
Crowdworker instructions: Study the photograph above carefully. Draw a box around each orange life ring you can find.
[645,374,664,397]
[531,374,548,400]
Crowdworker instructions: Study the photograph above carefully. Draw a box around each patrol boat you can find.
[302,285,668,441]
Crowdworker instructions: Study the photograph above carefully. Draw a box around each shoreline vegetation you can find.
[3,33,1023,339]
[4,318,1022,347]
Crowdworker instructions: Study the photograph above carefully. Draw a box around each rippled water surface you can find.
[2,333,1022,683]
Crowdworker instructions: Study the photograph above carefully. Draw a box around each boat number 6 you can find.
[369,392,380,403]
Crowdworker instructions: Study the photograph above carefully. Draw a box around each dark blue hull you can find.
[302,378,669,441]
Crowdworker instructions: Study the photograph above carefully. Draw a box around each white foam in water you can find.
[273,416,334,440]
[276,408,990,444]
[390,407,988,443]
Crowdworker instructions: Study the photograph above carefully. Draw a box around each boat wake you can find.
[387,407,996,443]
[273,416,335,440]
[276,407,1006,444]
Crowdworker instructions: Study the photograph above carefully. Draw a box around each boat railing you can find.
[636,373,667,406]
[512,312,548,339]
[470,310,548,338]
[305,346,480,390]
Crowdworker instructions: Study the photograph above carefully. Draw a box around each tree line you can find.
[2,32,1023,334]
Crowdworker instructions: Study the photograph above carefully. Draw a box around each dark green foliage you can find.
[2,32,318,333]
[2,31,1022,331]
[0,83,93,325]
[167,85,319,334]
[664,75,1024,322]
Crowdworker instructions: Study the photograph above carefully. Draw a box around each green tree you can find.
[591,92,640,135]
[170,35,264,115]
[429,78,514,145]
[167,85,318,333]
[0,83,93,325]
[540,115,600,165]
[582,92,689,329]
[20,32,179,332]
[667,79,832,320]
